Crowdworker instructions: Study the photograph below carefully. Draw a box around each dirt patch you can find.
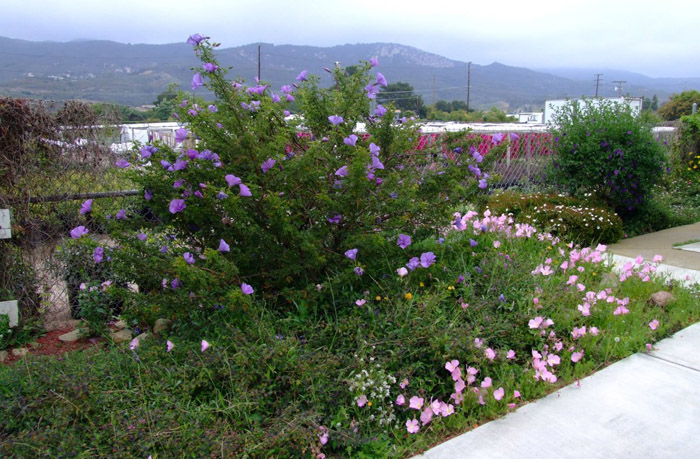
[1,327,105,366]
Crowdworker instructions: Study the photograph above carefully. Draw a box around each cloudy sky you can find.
[3,0,698,77]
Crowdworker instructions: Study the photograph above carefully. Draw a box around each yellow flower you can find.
[368,401,373,407]
[405,292,413,300]
[419,282,425,287]
[375,295,382,301]
[447,286,455,291]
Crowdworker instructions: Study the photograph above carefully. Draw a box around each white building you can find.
[544,97,642,125]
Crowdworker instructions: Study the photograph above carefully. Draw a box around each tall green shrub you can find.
[549,98,667,213]
[88,35,501,320]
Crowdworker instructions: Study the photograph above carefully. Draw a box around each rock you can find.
[153,318,172,335]
[11,347,29,357]
[0,350,7,362]
[58,329,83,342]
[28,341,41,349]
[650,291,676,307]
[599,272,619,289]
[113,320,128,330]
[110,329,133,344]
[135,332,149,342]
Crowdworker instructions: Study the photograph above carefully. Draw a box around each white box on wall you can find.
[0,209,10,239]
[0,301,18,328]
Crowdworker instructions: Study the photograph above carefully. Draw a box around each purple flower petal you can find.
[397,234,412,249]
[137,233,147,241]
[175,128,189,144]
[203,62,218,72]
[344,134,358,146]
[345,248,358,260]
[93,246,104,263]
[261,158,277,173]
[376,72,388,87]
[370,58,378,67]
[115,159,130,169]
[183,252,195,264]
[335,165,348,177]
[239,184,252,197]
[328,115,344,125]
[70,226,88,239]
[169,199,186,214]
[225,175,241,187]
[420,252,436,268]
[79,199,93,215]
[327,214,342,224]
[406,257,420,271]
[375,104,387,117]
[296,70,308,81]
[241,283,254,295]
[186,34,206,45]
[218,239,230,253]
[191,72,204,90]
[144,189,153,201]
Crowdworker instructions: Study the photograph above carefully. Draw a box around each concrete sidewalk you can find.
[419,224,700,459]
[418,324,700,459]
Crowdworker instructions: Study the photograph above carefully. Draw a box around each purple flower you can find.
[375,105,387,117]
[261,158,277,173]
[376,72,388,87]
[203,62,218,72]
[370,58,378,67]
[327,214,342,224]
[183,252,195,264]
[239,184,252,197]
[70,226,88,239]
[344,134,358,146]
[369,143,380,155]
[191,72,204,90]
[137,232,147,241]
[468,164,482,178]
[144,189,153,201]
[397,234,412,249]
[216,191,228,199]
[171,278,181,289]
[173,179,184,189]
[116,209,127,220]
[80,199,93,215]
[354,267,364,276]
[218,239,230,253]
[296,70,308,81]
[345,248,358,260]
[420,252,436,268]
[286,94,295,102]
[335,165,348,177]
[186,34,206,45]
[93,246,104,263]
[478,178,488,189]
[241,283,254,295]
[491,133,504,145]
[169,199,186,214]
[225,174,241,187]
[371,155,384,170]
[328,115,344,125]
[175,128,189,143]
[510,132,519,141]
[271,93,281,103]
[470,239,478,247]
[140,145,156,159]
[406,257,420,271]
[161,160,172,170]
[160,246,168,253]
[208,104,218,113]
[365,83,379,99]
[115,159,130,169]
[173,159,187,171]
[247,84,268,95]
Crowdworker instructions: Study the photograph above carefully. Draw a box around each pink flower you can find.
[649,319,659,330]
[646,343,653,352]
[420,406,434,425]
[399,378,409,389]
[653,254,663,263]
[567,275,578,285]
[481,377,492,388]
[166,340,174,352]
[474,337,483,348]
[396,394,406,406]
[201,340,210,352]
[318,426,329,445]
[528,316,543,329]
[397,267,408,277]
[514,390,521,398]
[571,351,583,363]
[493,240,501,248]
[129,337,139,351]
[590,326,599,335]
[506,349,516,360]
[355,299,366,307]
[406,419,420,434]
[356,395,368,407]
[494,387,505,401]
[409,396,424,410]
[484,348,496,361]
[445,359,460,373]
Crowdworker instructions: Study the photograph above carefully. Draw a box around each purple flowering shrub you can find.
[99,35,499,319]
[550,98,666,214]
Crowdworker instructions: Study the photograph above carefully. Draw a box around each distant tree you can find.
[434,100,452,112]
[651,94,659,111]
[378,82,426,118]
[658,90,700,120]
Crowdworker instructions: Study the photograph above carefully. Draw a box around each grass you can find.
[673,238,700,248]
[1,213,699,457]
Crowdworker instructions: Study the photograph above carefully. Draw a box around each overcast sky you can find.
[3,0,698,77]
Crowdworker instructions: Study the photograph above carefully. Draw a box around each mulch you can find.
[1,328,105,366]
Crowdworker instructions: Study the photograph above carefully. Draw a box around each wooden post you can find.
[0,208,18,327]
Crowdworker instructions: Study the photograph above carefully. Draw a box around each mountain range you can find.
[1,36,699,111]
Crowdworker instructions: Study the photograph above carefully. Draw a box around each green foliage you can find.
[378,81,427,117]
[484,191,624,244]
[549,98,667,214]
[658,90,700,120]
[94,38,499,324]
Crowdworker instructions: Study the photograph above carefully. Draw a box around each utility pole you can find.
[432,75,436,105]
[594,73,603,97]
[257,45,261,81]
[612,80,626,98]
[466,62,471,113]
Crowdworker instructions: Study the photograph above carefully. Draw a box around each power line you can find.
[594,73,603,97]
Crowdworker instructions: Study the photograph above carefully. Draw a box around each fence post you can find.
[0,208,19,328]
[506,142,511,167]
[526,134,532,178]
